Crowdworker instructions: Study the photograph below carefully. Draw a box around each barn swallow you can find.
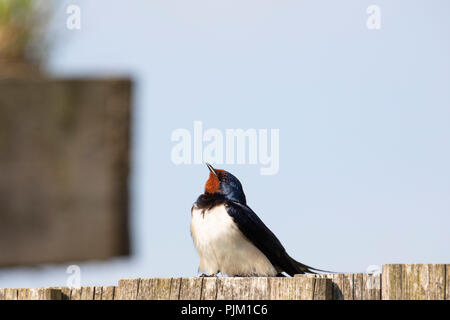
[190,163,327,277]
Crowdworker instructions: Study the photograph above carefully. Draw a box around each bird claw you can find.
[199,273,218,277]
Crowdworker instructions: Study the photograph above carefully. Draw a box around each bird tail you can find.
[287,255,335,276]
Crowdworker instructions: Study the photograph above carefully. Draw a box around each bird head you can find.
[204,163,247,204]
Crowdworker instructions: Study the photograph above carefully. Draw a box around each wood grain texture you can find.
[70,287,82,300]
[216,277,234,300]
[179,278,203,300]
[29,288,41,300]
[80,286,95,300]
[313,277,333,300]
[137,279,153,300]
[383,264,447,300]
[21,288,63,300]
[282,275,331,300]
[153,278,172,300]
[93,287,103,300]
[216,277,273,300]
[201,277,218,300]
[330,274,344,300]
[427,265,446,300]
[307,274,344,300]
[17,289,30,300]
[169,278,182,300]
[138,278,171,300]
[342,274,354,300]
[299,273,379,300]
[1,265,448,300]
[101,286,116,300]
[270,277,318,300]
[301,274,340,300]
[382,264,402,300]
[446,265,450,300]
[362,273,381,300]
[228,278,252,300]
[293,277,315,300]
[39,288,62,300]
[402,264,445,300]
[353,273,364,300]
[116,278,140,300]
[248,277,270,300]
[269,278,292,300]
[353,273,382,300]
[4,288,18,300]
[60,287,71,300]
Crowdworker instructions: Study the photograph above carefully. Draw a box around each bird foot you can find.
[199,273,218,277]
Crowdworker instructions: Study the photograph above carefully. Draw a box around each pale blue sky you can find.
[1,0,449,287]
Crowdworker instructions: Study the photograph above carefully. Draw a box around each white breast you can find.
[190,204,277,277]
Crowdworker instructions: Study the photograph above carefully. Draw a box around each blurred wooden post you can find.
[0,78,132,267]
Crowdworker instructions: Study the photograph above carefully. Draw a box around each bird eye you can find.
[218,173,228,183]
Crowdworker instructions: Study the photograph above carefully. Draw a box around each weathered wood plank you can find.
[269,278,296,300]
[201,277,218,300]
[101,286,115,300]
[138,278,172,300]
[428,265,446,300]
[313,277,332,300]
[402,264,445,300]
[446,265,450,300]
[29,288,41,300]
[116,278,140,300]
[70,287,82,300]
[353,273,363,300]
[403,264,420,299]
[362,273,381,300]
[293,275,332,300]
[216,277,273,300]
[230,278,252,300]
[153,278,172,300]
[4,288,18,300]
[93,287,102,300]
[20,288,62,300]
[4,266,448,301]
[60,287,71,300]
[216,277,235,300]
[301,274,340,300]
[169,278,182,300]
[80,286,95,300]
[137,278,153,299]
[330,274,344,300]
[382,264,403,300]
[342,274,354,300]
[17,289,30,300]
[293,277,314,300]
[382,264,446,300]
[248,277,270,300]
[39,288,62,300]
[179,278,203,300]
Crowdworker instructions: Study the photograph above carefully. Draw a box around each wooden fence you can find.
[0,264,448,300]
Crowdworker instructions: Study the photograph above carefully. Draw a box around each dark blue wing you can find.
[224,201,316,276]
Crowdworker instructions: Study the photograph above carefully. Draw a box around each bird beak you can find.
[206,163,217,177]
